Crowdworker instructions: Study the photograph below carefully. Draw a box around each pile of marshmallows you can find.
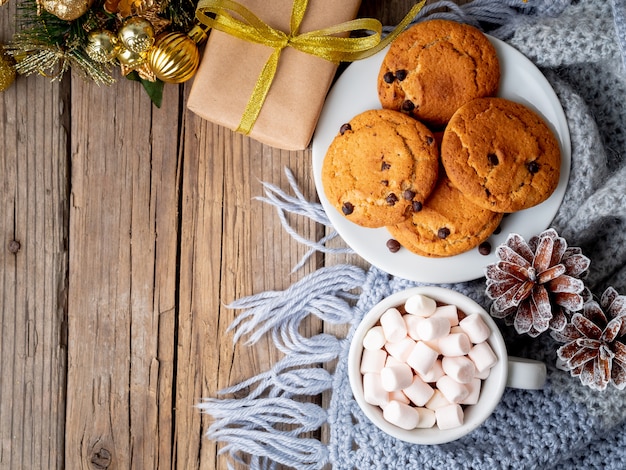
[360,294,498,431]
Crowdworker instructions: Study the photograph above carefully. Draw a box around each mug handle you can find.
[506,356,547,390]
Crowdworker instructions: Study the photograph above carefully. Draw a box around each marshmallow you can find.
[415,407,437,428]
[407,341,439,376]
[385,336,416,363]
[436,375,469,404]
[383,400,420,430]
[460,378,482,405]
[425,389,451,410]
[363,325,387,350]
[359,298,496,432]
[441,356,476,384]
[417,359,445,383]
[432,304,459,327]
[438,332,471,356]
[418,317,451,341]
[459,314,491,344]
[390,390,410,405]
[385,354,404,368]
[435,403,464,430]
[360,348,387,374]
[363,373,389,407]
[474,366,491,380]
[403,375,435,407]
[381,361,414,392]
[422,339,441,354]
[468,341,498,373]
[380,308,408,343]
[404,314,424,341]
[404,294,437,317]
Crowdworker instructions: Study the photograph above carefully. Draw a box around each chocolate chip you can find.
[401,100,415,113]
[493,225,502,235]
[381,161,391,171]
[383,71,395,84]
[342,202,354,215]
[381,180,389,186]
[437,227,450,239]
[395,69,407,81]
[339,123,352,135]
[487,153,499,165]
[527,161,540,174]
[478,241,492,255]
[412,201,423,212]
[426,135,434,145]
[403,189,416,200]
[386,193,398,205]
[386,239,401,253]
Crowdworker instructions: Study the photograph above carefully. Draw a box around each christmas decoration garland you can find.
[1,0,202,105]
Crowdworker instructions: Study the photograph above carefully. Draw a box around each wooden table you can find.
[1,1,432,468]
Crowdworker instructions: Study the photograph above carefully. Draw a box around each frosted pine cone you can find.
[485,229,590,337]
[552,287,626,391]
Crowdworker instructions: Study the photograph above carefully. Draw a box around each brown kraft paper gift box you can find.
[187,0,363,151]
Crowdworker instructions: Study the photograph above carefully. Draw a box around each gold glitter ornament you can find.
[38,0,94,21]
[85,30,120,63]
[117,46,147,70]
[0,45,16,92]
[118,17,155,54]
[147,25,207,84]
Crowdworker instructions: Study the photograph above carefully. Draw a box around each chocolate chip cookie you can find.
[321,109,439,228]
[441,97,561,213]
[387,175,503,257]
[378,19,500,129]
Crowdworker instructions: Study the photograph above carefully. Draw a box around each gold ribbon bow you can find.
[195,0,426,135]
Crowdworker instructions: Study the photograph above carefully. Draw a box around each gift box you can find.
[187,0,363,151]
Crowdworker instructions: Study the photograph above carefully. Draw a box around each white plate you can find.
[311,36,571,284]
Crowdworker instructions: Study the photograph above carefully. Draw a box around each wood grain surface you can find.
[1,1,442,468]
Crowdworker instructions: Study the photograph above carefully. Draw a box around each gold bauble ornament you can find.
[85,30,120,63]
[38,0,94,21]
[118,17,155,54]
[0,45,16,92]
[117,46,147,69]
[148,25,207,84]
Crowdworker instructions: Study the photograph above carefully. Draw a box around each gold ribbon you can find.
[195,0,426,135]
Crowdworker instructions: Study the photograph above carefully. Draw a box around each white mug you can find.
[348,286,547,445]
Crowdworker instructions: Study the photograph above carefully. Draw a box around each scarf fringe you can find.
[198,264,366,469]
[227,264,366,345]
[257,168,353,272]
[198,397,329,470]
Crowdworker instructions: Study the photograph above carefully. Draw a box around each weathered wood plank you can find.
[0,5,69,469]
[65,75,180,468]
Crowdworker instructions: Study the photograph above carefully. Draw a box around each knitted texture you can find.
[198,1,626,468]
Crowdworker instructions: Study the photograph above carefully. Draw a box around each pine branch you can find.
[7,1,116,84]
[161,0,198,31]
